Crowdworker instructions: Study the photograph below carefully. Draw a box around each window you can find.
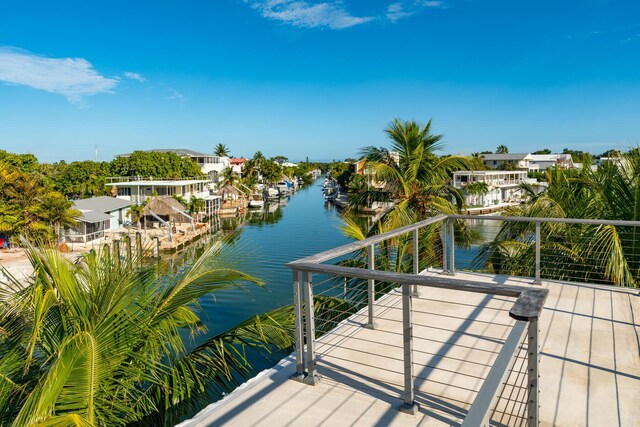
[117,187,131,196]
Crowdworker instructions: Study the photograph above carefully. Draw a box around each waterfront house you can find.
[106,177,221,217]
[229,157,246,174]
[528,153,574,170]
[452,170,538,207]
[66,196,133,242]
[480,153,535,170]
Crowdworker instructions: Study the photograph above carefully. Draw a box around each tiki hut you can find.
[143,196,188,224]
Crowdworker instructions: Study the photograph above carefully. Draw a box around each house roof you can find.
[72,196,133,213]
[229,157,246,164]
[480,153,531,161]
[115,148,211,158]
[76,210,113,224]
[528,154,558,162]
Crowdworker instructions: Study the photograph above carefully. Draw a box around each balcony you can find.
[181,215,640,427]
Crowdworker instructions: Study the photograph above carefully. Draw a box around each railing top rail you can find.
[449,214,640,227]
[289,214,447,265]
[289,262,548,320]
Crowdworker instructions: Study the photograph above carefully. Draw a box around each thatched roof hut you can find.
[143,196,186,221]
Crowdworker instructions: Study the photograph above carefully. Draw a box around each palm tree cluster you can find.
[0,241,297,426]
[342,118,473,275]
[0,164,80,244]
[476,153,640,287]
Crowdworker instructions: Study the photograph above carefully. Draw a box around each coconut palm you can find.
[0,240,296,426]
[214,143,230,157]
[127,203,145,230]
[465,181,490,206]
[188,196,205,221]
[496,145,509,154]
[342,118,474,277]
[354,118,471,231]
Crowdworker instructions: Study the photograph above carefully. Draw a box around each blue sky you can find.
[1,0,639,163]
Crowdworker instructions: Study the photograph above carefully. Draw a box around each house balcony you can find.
[180,215,640,427]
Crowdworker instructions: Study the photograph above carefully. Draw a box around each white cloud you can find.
[387,0,444,23]
[0,46,118,103]
[421,0,443,7]
[124,71,146,82]
[249,0,373,29]
[386,2,414,23]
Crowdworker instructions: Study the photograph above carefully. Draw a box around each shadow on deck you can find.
[179,272,640,427]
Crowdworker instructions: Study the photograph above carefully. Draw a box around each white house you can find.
[452,171,538,207]
[106,177,221,216]
[66,196,133,242]
[528,154,574,171]
[481,153,535,170]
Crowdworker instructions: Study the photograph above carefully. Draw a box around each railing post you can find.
[448,218,455,275]
[365,244,377,329]
[441,220,448,273]
[303,271,321,385]
[399,282,419,414]
[528,319,540,426]
[411,229,420,297]
[291,270,305,381]
[153,237,160,258]
[534,221,541,285]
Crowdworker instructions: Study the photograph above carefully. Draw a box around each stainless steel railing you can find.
[287,214,548,425]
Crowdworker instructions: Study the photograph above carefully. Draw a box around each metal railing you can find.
[447,215,640,288]
[287,215,548,425]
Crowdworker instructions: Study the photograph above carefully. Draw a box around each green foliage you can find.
[0,240,298,426]
[533,149,551,154]
[0,164,79,242]
[110,151,203,179]
[213,143,230,157]
[53,161,111,199]
[496,145,509,154]
[0,150,39,174]
[259,159,282,185]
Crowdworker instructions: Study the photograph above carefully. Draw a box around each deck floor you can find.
[180,272,640,427]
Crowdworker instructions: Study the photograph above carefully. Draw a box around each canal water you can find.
[167,179,351,369]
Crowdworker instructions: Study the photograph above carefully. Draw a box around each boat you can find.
[324,187,338,201]
[248,193,265,209]
[265,188,279,200]
[276,181,292,195]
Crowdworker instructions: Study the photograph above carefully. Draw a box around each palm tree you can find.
[37,192,80,244]
[0,240,296,426]
[127,203,145,230]
[188,196,205,221]
[496,145,509,154]
[465,181,490,206]
[343,118,473,275]
[214,143,230,157]
[355,118,471,231]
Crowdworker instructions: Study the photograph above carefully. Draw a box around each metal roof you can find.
[480,153,531,161]
[76,210,113,223]
[72,196,133,213]
[115,148,212,158]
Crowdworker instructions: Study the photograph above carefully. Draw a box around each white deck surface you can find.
[180,272,640,427]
